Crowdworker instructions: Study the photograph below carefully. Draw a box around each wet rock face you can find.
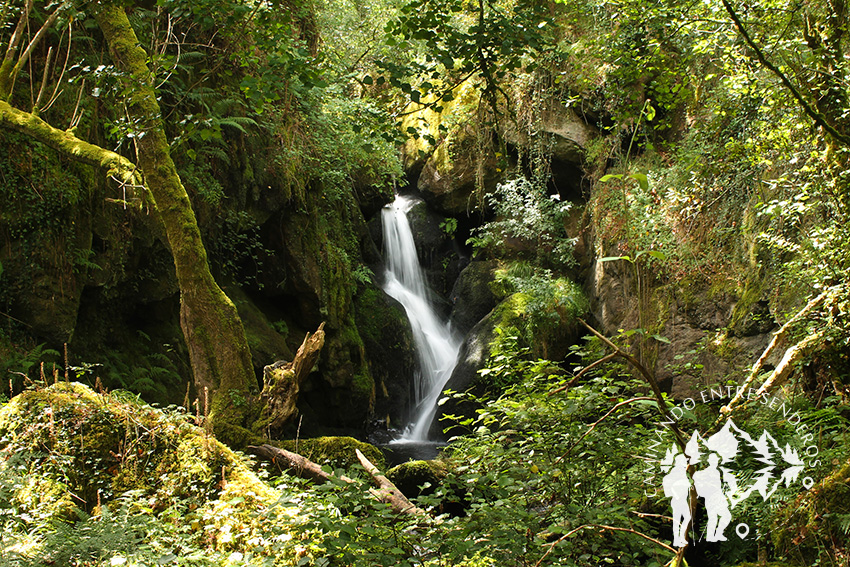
[448,260,498,337]
[353,283,418,430]
[404,200,467,301]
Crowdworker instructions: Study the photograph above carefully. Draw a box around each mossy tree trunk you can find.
[90,4,256,441]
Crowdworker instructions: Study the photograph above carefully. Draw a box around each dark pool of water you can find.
[380,440,446,466]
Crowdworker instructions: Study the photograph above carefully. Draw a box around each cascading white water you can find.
[381,195,460,442]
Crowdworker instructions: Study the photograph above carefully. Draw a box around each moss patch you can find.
[771,460,850,564]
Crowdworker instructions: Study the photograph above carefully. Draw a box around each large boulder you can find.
[406,200,449,268]
[587,256,779,399]
[449,260,498,336]
[353,283,418,430]
[501,100,598,166]
[417,124,501,216]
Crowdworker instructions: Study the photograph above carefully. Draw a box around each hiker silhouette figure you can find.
[662,453,692,547]
[693,453,732,541]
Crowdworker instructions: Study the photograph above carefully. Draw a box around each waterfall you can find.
[381,195,460,442]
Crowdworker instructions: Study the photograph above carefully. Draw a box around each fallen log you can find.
[248,444,427,517]
[355,449,428,517]
[247,443,350,484]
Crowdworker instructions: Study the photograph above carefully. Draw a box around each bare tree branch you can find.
[577,318,687,451]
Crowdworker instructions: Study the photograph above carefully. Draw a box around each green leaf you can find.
[598,174,623,183]
[628,172,649,190]
[599,256,631,263]
[651,334,671,344]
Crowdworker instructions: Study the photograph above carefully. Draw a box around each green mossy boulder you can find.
[278,436,385,470]
[386,459,448,497]
[0,383,305,562]
[0,383,272,515]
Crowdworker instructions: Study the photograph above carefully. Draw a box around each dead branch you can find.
[33,45,51,110]
[755,330,825,396]
[42,20,72,113]
[11,5,63,83]
[260,322,326,432]
[720,288,833,418]
[355,449,428,517]
[1,0,33,68]
[247,444,427,517]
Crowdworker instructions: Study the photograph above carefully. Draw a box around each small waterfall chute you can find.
[381,195,460,442]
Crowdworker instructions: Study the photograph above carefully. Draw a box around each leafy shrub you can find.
[469,176,575,269]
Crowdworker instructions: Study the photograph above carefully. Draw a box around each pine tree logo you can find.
[659,419,804,545]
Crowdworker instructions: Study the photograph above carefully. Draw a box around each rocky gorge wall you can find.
[1,82,794,443]
[388,85,793,435]
[0,128,417,438]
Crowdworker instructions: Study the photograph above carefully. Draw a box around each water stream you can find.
[381,195,460,443]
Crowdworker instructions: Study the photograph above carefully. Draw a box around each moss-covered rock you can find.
[278,436,385,470]
[0,382,308,562]
[387,459,448,497]
[0,383,274,514]
[354,283,417,429]
[417,124,501,216]
[298,323,375,430]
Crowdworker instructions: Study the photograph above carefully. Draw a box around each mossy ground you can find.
[0,382,307,564]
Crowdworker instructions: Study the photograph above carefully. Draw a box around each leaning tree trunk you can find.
[93,4,256,442]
